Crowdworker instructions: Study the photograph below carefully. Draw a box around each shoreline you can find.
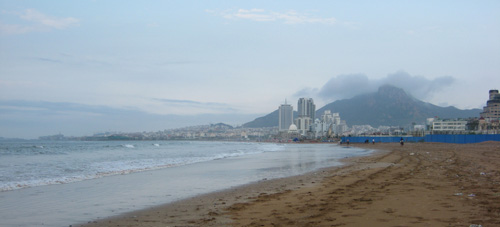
[79,146,383,226]
[81,142,500,226]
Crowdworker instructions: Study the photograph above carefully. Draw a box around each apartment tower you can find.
[297,98,316,119]
[296,98,315,135]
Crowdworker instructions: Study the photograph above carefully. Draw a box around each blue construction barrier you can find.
[424,134,500,144]
[341,136,424,144]
[342,134,500,144]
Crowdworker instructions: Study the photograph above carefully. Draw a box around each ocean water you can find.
[0,140,371,227]
[0,141,276,192]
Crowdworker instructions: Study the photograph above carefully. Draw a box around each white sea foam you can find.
[0,141,279,191]
[260,143,286,152]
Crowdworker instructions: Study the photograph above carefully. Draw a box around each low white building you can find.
[431,119,467,132]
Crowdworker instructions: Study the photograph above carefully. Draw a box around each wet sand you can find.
[81,142,500,226]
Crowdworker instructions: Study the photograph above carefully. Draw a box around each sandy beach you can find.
[82,142,500,227]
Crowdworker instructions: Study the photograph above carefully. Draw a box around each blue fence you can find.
[341,136,424,143]
[341,134,500,144]
[424,134,500,144]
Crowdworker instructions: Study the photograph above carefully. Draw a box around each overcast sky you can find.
[1,1,499,138]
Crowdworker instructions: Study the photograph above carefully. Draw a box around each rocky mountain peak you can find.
[377,84,409,100]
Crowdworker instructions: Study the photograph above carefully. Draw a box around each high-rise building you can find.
[297,98,315,119]
[296,98,316,136]
[278,100,293,132]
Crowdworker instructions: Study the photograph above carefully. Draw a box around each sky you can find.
[1,0,499,139]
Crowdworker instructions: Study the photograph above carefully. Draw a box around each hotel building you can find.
[278,101,293,132]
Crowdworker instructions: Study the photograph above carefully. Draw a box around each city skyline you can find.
[26,89,500,140]
[1,1,499,138]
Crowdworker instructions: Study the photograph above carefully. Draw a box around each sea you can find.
[0,140,372,227]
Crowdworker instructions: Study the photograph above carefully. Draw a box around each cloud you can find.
[230,9,275,22]
[317,74,376,100]
[20,9,79,29]
[34,57,64,64]
[0,22,37,35]
[0,9,79,35]
[0,100,119,117]
[383,71,455,99]
[153,98,240,113]
[293,87,320,98]
[207,8,336,25]
[155,98,227,106]
[316,71,455,101]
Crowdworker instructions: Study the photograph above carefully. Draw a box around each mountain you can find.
[317,85,481,127]
[210,122,234,130]
[242,109,279,128]
[243,85,482,128]
[242,110,298,128]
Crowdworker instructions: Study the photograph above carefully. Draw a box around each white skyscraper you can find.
[278,100,293,132]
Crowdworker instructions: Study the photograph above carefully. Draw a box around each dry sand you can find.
[81,142,500,227]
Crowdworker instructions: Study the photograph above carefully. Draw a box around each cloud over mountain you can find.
[246,84,480,128]
[316,71,455,102]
